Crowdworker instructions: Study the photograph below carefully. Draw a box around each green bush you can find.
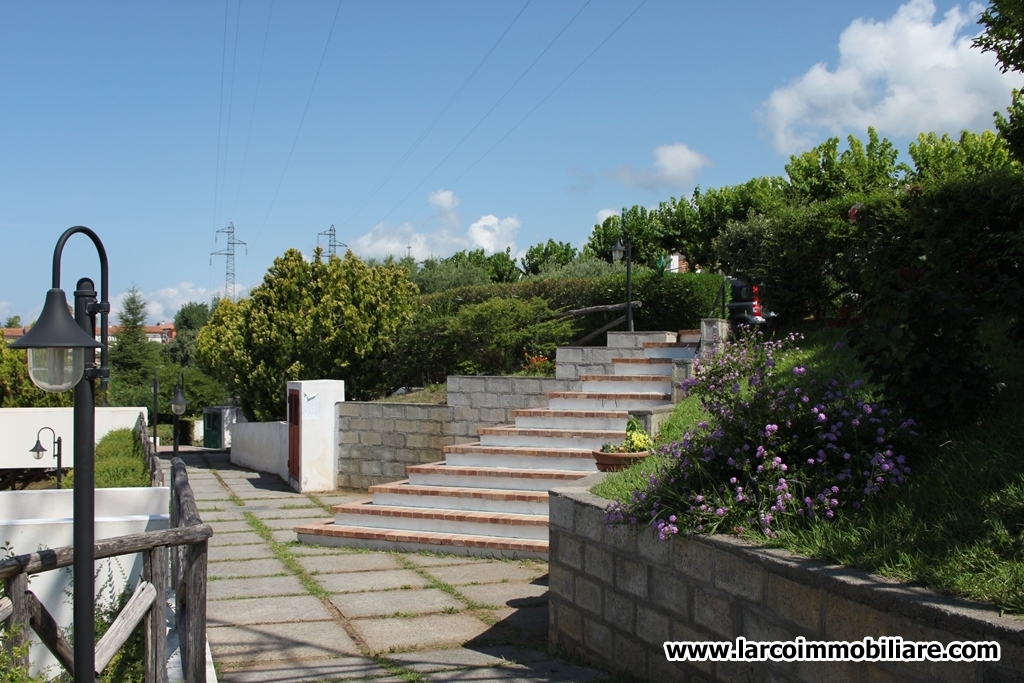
[67,428,149,489]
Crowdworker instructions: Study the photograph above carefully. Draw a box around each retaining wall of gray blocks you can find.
[548,475,1024,683]
[335,375,578,489]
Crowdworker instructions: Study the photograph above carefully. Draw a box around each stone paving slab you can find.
[422,562,547,587]
[329,587,463,618]
[351,613,494,652]
[200,510,247,523]
[258,506,326,519]
[209,543,275,562]
[208,558,289,579]
[298,553,404,575]
[208,520,253,533]
[217,657,400,683]
[271,528,298,544]
[421,662,608,682]
[488,606,549,640]
[208,594,333,626]
[403,554,488,568]
[209,530,266,547]
[387,645,553,672]
[208,574,306,600]
[263,516,324,530]
[208,620,361,663]
[240,498,317,509]
[456,581,549,609]
[314,569,429,594]
[289,544,367,557]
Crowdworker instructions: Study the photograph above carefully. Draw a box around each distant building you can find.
[3,324,175,346]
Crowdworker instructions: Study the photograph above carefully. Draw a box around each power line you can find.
[375,0,592,228]
[336,1,533,232]
[211,222,247,301]
[253,0,344,247]
[232,0,274,218]
[399,0,649,229]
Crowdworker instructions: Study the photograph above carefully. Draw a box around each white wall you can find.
[0,407,147,469]
[229,421,288,481]
[287,379,345,492]
[0,487,169,678]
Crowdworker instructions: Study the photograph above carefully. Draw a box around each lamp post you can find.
[611,207,634,332]
[10,226,109,682]
[30,426,64,489]
[170,373,187,457]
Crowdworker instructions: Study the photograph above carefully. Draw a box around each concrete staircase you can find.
[296,330,700,559]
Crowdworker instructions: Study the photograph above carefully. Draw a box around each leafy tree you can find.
[585,206,667,268]
[681,177,786,268]
[521,239,578,275]
[995,89,1024,163]
[784,127,908,203]
[3,315,21,328]
[108,286,160,407]
[907,130,1016,181]
[161,300,211,367]
[974,0,1024,73]
[413,257,492,293]
[485,247,521,284]
[196,248,418,420]
[0,342,73,407]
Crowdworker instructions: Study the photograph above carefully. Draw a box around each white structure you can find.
[0,487,169,678]
[229,380,344,493]
[0,407,146,468]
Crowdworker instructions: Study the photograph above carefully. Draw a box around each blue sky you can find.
[3,0,1022,324]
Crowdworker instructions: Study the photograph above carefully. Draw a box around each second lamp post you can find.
[612,206,634,332]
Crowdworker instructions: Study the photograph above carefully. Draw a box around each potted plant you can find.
[593,418,654,472]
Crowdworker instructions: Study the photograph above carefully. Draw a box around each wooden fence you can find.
[0,457,211,682]
[136,413,165,487]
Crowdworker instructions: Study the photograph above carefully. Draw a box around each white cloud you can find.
[427,189,460,227]
[109,282,242,326]
[467,215,520,254]
[596,208,618,224]
[762,0,1024,153]
[615,143,711,191]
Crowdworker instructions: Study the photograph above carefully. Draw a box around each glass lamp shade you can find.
[611,239,625,262]
[28,347,85,392]
[9,287,101,393]
[30,439,46,460]
[170,385,188,416]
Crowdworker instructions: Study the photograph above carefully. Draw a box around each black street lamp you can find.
[30,426,64,489]
[170,374,187,457]
[9,226,109,682]
[612,207,634,332]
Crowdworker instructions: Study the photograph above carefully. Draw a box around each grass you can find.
[60,427,151,489]
[593,322,1024,613]
[378,383,448,404]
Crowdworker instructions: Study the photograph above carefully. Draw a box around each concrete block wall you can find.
[336,375,578,489]
[549,475,1024,682]
[555,332,678,381]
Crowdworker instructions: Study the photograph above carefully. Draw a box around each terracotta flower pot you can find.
[592,449,649,472]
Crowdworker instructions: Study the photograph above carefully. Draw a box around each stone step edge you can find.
[511,408,629,418]
[611,357,674,364]
[330,501,548,526]
[406,463,591,480]
[643,341,698,348]
[295,520,548,553]
[369,480,549,502]
[580,374,672,382]
[477,426,625,438]
[442,443,597,459]
[546,391,672,400]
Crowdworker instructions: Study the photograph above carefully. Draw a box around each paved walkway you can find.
[161,448,612,683]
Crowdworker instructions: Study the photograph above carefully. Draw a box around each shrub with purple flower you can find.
[604,329,916,538]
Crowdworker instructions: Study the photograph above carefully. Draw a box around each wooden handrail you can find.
[0,524,212,580]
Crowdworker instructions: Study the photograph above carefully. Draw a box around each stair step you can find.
[406,463,590,490]
[331,501,549,540]
[477,426,623,450]
[580,374,673,394]
[369,481,549,515]
[643,342,698,360]
[512,408,628,431]
[546,391,672,410]
[611,357,674,376]
[442,444,600,471]
[295,520,549,559]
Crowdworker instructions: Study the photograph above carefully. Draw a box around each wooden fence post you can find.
[4,573,30,669]
[143,547,168,683]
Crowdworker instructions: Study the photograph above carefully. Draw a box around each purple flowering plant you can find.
[604,328,917,539]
